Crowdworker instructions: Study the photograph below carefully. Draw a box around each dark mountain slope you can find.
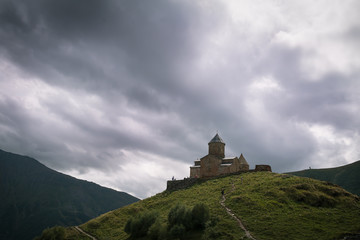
[288,160,360,196]
[0,149,139,240]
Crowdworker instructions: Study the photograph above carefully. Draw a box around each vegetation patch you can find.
[34,226,92,240]
[124,203,210,240]
[288,160,360,196]
[226,172,360,240]
[125,210,159,238]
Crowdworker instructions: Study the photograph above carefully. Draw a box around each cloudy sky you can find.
[0,0,359,199]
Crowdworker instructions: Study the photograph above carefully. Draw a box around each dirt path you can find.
[220,182,257,240]
[74,226,98,240]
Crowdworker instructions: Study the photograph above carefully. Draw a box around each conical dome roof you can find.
[209,133,225,144]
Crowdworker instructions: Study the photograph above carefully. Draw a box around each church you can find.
[190,133,250,178]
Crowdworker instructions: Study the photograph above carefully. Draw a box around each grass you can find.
[288,160,360,196]
[79,176,244,240]
[226,172,360,240]
[63,172,360,240]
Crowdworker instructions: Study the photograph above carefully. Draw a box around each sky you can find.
[0,0,359,199]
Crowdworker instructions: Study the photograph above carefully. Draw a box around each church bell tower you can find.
[208,133,225,158]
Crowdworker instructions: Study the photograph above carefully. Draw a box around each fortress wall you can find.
[166,178,200,192]
[255,165,272,172]
[167,168,271,192]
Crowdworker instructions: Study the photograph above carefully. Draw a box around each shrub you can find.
[168,203,191,230]
[125,203,212,239]
[191,203,210,229]
[124,210,159,238]
[148,220,167,240]
[168,203,210,231]
[169,224,186,240]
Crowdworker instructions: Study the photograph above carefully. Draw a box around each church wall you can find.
[190,156,251,178]
[229,157,240,172]
[190,166,200,178]
[218,165,231,175]
[240,164,250,171]
[232,158,250,171]
[200,155,222,178]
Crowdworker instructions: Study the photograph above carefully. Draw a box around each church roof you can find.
[239,153,249,165]
[209,133,225,144]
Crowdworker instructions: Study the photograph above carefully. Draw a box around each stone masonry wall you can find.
[255,165,272,172]
[170,167,272,192]
[166,178,200,192]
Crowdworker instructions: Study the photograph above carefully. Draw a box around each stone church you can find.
[190,133,250,178]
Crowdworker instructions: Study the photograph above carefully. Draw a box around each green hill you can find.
[54,172,360,240]
[288,161,360,196]
[0,149,139,240]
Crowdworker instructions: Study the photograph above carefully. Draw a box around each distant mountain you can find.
[288,160,360,196]
[0,149,139,240]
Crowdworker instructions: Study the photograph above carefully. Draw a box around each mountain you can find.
[50,172,360,240]
[0,149,139,240]
[288,161,360,196]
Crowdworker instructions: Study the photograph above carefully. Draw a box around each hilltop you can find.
[288,160,360,196]
[0,149,139,240]
[53,171,360,240]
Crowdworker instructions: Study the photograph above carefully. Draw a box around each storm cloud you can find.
[0,0,359,198]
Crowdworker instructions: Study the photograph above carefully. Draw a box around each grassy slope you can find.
[80,176,243,240]
[69,172,360,240]
[227,172,360,240]
[288,160,360,196]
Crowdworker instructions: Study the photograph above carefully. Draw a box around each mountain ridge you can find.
[0,148,139,240]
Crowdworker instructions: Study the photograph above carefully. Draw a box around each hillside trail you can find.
[74,226,98,240]
[220,181,257,240]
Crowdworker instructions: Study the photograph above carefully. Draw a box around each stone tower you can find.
[208,133,225,158]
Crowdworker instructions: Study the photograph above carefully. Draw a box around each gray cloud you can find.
[1,0,359,198]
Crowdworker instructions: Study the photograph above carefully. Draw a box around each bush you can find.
[168,203,210,232]
[168,204,185,227]
[169,224,186,240]
[124,210,159,238]
[34,226,65,240]
[148,220,167,240]
[191,203,210,229]
[124,203,212,239]
[168,203,192,230]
